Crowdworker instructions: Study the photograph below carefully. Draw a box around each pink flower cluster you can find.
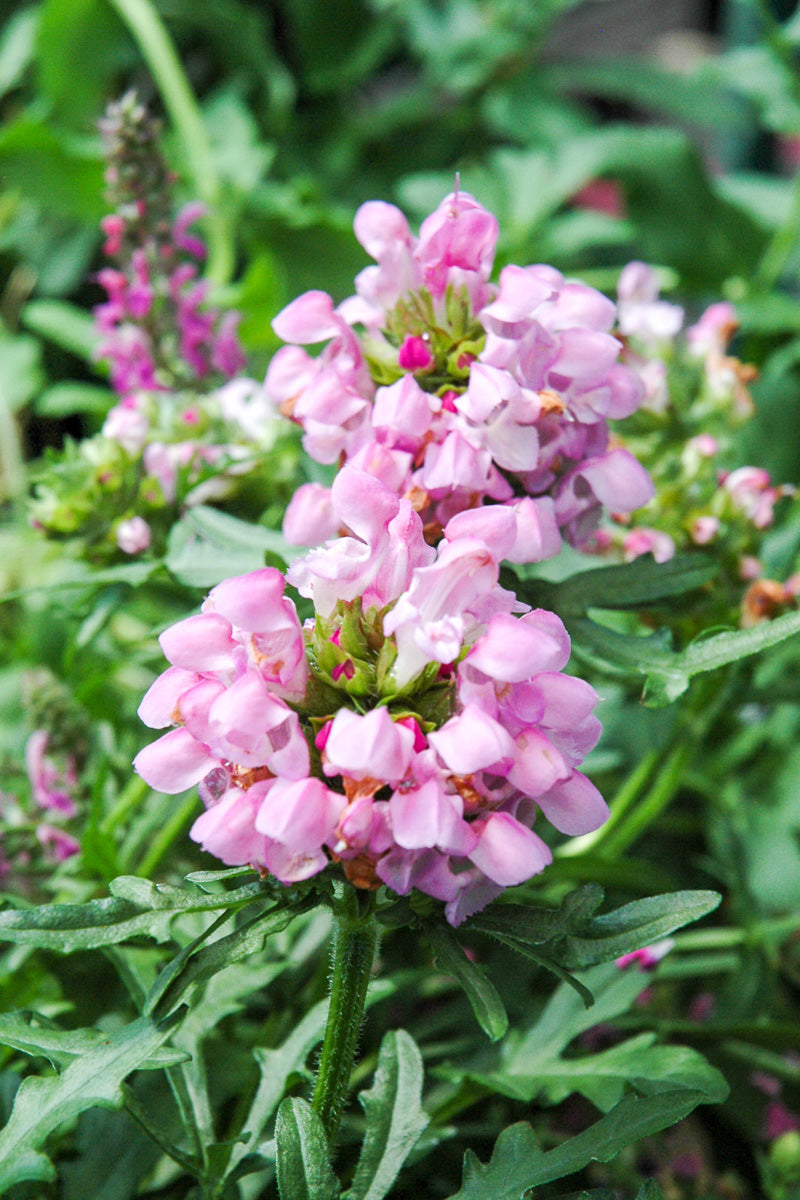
[268,189,653,556]
[134,466,608,924]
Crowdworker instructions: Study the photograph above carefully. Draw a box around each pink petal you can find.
[536,770,610,836]
[134,728,217,793]
[469,812,552,885]
[159,613,237,672]
[429,705,515,776]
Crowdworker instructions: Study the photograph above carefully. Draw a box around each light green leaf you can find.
[424,920,508,1042]
[22,299,101,362]
[35,382,115,418]
[275,1098,340,1200]
[0,1013,180,1189]
[0,7,37,100]
[348,1030,429,1200]
[0,332,43,412]
[166,504,293,587]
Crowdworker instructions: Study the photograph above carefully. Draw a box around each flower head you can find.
[272,190,653,556]
[135,467,608,923]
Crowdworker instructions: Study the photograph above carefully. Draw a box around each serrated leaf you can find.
[0,874,268,952]
[0,1012,187,1071]
[348,1030,429,1200]
[275,1098,340,1200]
[447,1089,720,1199]
[424,921,508,1042]
[0,1013,180,1189]
[466,1033,727,1110]
[560,890,721,969]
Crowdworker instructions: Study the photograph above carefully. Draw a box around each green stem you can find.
[136,790,199,877]
[312,888,379,1146]
[595,736,694,859]
[556,748,660,859]
[106,0,234,284]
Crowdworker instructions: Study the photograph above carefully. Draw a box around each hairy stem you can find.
[312,888,379,1146]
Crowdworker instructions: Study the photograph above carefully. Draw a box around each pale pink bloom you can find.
[116,515,151,554]
[25,731,78,817]
[623,527,676,563]
[282,483,339,546]
[323,708,415,785]
[686,301,737,356]
[690,515,720,545]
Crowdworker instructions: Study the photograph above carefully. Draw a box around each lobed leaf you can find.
[424,920,508,1042]
[275,1098,340,1200]
[347,1029,429,1200]
[0,874,269,952]
[446,1089,718,1199]
[0,1013,181,1190]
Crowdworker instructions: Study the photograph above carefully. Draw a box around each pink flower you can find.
[116,515,151,554]
[135,472,608,920]
[25,731,78,817]
[616,938,674,970]
[272,191,651,560]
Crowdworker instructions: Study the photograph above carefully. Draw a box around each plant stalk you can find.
[312,888,379,1146]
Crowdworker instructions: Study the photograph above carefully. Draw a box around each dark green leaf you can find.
[145,900,307,1020]
[424,921,508,1042]
[275,1098,340,1200]
[560,890,721,969]
[348,1030,429,1200]
[0,1011,187,1071]
[0,1013,181,1190]
[0,874,268,952]
[447,1090,720,1199]
[514,554,717,618]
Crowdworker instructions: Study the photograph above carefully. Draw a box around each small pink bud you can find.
[398,335,434,371]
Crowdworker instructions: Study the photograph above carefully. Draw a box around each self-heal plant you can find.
[132,462,612,1145]
[270,187,654,555]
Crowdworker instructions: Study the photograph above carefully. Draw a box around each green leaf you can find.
[0,116,104,222]
[145,899,307,1020]
[22,299,101,362]
[348,1030,429,1200]
[275,1098,340,1200]
[0,331,43,412]
[165,504,293,587]
[514,554,718,618]
[424,920,508,1042]
[0,874,268,952]
[446,1090,720,1199]
[560,890,721,969]
[0,1012,180,1189]
[0,7,38,100]
[0,1011,187,1071]
[227,996,331,1180]
[38,0,129,129]
[35,382,115,419]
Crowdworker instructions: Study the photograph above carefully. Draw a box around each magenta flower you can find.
[134,467,608,923]
[271,188,653,556]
